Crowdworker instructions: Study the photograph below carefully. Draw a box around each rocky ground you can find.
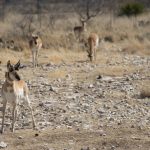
[0,49,150,150]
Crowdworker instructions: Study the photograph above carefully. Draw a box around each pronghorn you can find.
[87,33,99,62]
[1,60,36,133]
[74,19,87,42]
[29,34,42,68]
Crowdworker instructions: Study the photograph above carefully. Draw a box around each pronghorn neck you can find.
[5,72,13,84]
[5,78,14,85]
[81,21,86,31]
[5,72,21,85]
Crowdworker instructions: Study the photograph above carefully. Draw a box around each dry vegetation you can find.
[0,12,150,55]
[0,10,150,150]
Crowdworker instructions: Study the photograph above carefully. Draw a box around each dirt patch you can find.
[0,49,150,150]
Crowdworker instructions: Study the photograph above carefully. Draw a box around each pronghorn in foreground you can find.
[74,18,87,41]
[87,33,99,62]
[29,34,42,68]
[1,60,36,133]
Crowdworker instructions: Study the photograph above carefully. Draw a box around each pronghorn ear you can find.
[7,60,13,71]
[14,60,20,70]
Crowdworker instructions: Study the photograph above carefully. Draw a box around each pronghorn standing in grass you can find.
[87,33,99,62]
[29,34,42,68]
[1,60,36,133]
[74,19,87,42]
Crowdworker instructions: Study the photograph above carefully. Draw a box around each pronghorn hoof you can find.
[0,130,4,134]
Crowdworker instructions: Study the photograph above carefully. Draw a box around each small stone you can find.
[0,141,7,148]
[131,125,135,128]
[98,130,106,136]
[35,133,39,137]
[57,78,61,82]
[39,102,44,107]
[66,74,71,79]
[88,84,94,88]
[111,145,115,150]
[97,75,102,80]
[18,136,23,139]
[76,128,80,131]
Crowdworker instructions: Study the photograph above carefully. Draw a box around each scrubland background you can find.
[0,1,150,150]
[0,0,149,63]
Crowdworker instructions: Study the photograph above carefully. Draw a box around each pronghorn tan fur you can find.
[29,34,42,68]
[87,33,99,62]
[1,60,36,133]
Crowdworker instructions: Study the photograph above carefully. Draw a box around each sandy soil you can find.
[0,48,150,150]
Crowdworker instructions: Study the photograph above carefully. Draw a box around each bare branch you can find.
[73,0,104,22]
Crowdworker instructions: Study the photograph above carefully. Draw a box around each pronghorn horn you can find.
[7,60,11,67]
[7,60,13,71]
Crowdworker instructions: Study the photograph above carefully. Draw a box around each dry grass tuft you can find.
[0,50,23,64]
[139,80,150,98]
[96,65,138,77]
[0,12,150,65]
[48,69,67,79]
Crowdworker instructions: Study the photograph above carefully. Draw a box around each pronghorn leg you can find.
[1,100,7,134]
[11,103,17,132]
[88,44,93,62]
[35,49,39,67]
[90,50,93,62]
[75,32,79,42]
[26,96,36,128]
[94,47,96,61]
[91,55,94,62]
[32,50,36,68]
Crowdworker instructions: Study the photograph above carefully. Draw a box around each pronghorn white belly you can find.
[95,38,99,48]
[3,91,17,104]
[15,88,24,99]
[3,89,25,104]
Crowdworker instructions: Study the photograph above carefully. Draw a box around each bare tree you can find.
[73,0,104,41]
[36,0,42,28]
[16,15,35,38]
[0,0,6,21]
[74,0,104,22]
[104,0,119,30]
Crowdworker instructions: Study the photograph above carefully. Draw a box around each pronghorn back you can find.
[88,33,99,47]
[87,33,99,62]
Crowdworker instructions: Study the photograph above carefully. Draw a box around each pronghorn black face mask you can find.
[6,60,21,81]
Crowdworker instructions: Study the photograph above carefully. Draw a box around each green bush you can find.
[119,2,144,17]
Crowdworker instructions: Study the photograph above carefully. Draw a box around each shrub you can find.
[119,2,144,17]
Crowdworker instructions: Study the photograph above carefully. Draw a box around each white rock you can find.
[0,141,7,148]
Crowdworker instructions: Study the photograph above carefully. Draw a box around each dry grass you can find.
[0,12,149,150]
[0,12,149,80]
[0,50,23,64]
[40,50,87,64]
[98,65,137,76]
[0,12,149,55]
[48,69,67,79]
[138,80,150,98]
[0,127,149,150]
